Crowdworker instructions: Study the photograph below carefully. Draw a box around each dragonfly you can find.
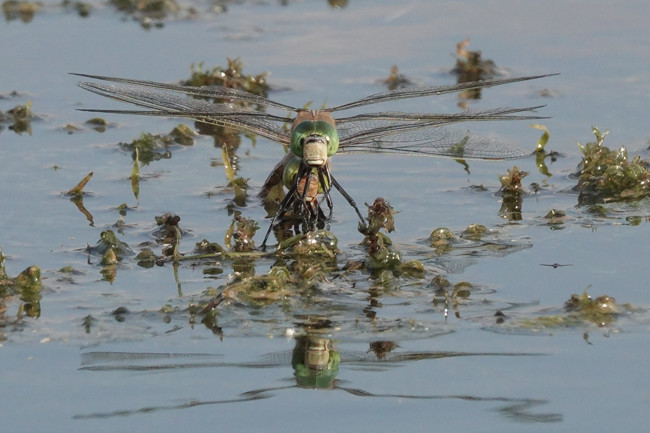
[74,72,555,248]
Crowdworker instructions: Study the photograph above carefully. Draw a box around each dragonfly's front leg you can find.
[295,163,331,231]
[318,167,334,231]
[296,167,315,232]
[330,174,366,226]
[260,177,300,250]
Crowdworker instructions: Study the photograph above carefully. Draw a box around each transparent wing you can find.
[76,76,292,145]
[339,127,532,160]
[336,107,544,160]
[73,73,298,111]
[328,73,557,112]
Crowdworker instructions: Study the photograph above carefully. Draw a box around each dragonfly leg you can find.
[318,168,334,230]
[261,163,321,249]
[260,178,299,250]
[330,174,366,226]
[297,166,316,231]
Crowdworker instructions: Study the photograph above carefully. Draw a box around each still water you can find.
[1,1,649,432]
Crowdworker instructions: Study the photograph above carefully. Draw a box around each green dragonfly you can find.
[74,73,554,247]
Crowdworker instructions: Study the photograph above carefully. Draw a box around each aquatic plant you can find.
[119,124,196,164]
[2,0,40,22]
[452,38,497,82]
[0,248,42,321]
[381,65,413,91]
[0,101,33,134]
[108,0,179,28]
[86,229,135,259]
[182,59,269,98]
[574,127,650,203]
[498,166,529,220]
[512,291,630,330]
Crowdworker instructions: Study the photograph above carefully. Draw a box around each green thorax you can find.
[282,156,330,192]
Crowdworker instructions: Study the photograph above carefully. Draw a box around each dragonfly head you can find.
[291,120,339,167]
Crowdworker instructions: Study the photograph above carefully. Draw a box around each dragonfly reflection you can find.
[77,332,559,422]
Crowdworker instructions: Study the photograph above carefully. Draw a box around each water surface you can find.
[1,1,649,432]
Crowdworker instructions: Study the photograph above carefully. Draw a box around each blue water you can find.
[1,1,650,432]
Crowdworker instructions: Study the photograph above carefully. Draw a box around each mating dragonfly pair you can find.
[75,72,555,248]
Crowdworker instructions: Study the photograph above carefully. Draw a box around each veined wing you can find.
[75,75,292,145]
[336,105,547,124]
[341,128,532,160]
[336,106,544,160]
[73,73,298,111]
[328,73,558,112]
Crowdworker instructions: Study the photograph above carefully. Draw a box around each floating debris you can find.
[64,172,94,225]
[182,59,269,98]
[499,166,529,194]
[224,215,259,253]
[357,198,423,277]
[498,166,529,220]
[86,230,135,259]
[513,291,631,330]
[85,117,107,132]
[381,65,413,90]
[368,340,399,359]
[531,124,550,152]
[153,213,184,257]
[135,249,157,268]
[0,247,42,320]
[531,124,555,176]
[62,0,92,17]
[65,171,93,198]
[119,124,196,165]
[452,38,497,82]
[211,265,294,306]
[131,147,140,202]
[574,127,650,203]
[222,145,249,209]
[452,38,497,101]
[276,230,340,281]
[2,0,41,22]
[107,0,180,29]
[0,101,33,134]
[193,239,225,255]
[461,223,488,241]
[428,227,455,254]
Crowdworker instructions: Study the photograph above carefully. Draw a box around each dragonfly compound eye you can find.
[291,120,340,161]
